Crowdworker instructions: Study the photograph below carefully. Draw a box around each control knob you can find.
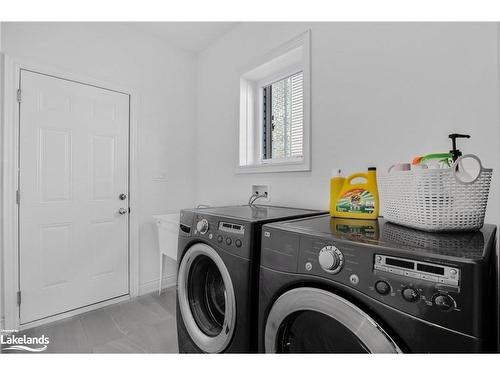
[433,293,455,311]
[375,280,391,295]
[402,287,420,303]
[196,219,209,234]
[318,245,343,274]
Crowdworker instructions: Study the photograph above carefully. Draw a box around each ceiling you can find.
[129,22,239,53]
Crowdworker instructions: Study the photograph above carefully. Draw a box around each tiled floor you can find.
[1,287,178,354]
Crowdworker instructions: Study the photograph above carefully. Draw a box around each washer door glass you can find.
[265,287,401,353]
[188,254,226,336]
[177,243,236,353]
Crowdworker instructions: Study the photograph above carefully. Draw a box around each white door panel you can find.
[19,70,130,324]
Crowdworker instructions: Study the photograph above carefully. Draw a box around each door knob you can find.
[119,193,127,200]
[118,208,128,215]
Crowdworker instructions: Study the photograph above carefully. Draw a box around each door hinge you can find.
[17,291,21,306]
[16,190,20,205]
[16,89,22,103]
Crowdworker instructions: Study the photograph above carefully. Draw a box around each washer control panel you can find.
[193,216,247,254]
[374,254,460,286]
[218,221,245,235]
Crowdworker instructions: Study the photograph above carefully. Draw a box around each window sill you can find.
[235,159,310,174]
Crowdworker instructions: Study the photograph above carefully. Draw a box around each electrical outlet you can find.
[251,184,270,202]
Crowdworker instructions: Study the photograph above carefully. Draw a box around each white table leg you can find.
[159,253,164,295]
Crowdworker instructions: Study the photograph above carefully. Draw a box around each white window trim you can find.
[256,64,303,90]
[237,30,311,174]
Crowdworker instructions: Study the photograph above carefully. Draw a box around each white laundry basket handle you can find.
[452,154,483,185]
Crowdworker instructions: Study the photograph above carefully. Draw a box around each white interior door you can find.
[19,70,130,324]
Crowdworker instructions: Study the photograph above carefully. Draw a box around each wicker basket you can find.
[378,155,492,232]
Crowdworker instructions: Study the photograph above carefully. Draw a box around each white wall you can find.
[196,22,500,226]
[1,22,198,293]
[1,22,499,323]
[0,21,4,328]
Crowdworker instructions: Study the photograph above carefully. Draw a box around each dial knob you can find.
[375,280,391,295]
[318,245,343,274]
[433,293,455,311]
[196,219,209,234]
[402,287,420,302]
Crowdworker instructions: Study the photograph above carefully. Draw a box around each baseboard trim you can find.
[139,274,177,296]
[18,294,130,331]
[11,277,177,331]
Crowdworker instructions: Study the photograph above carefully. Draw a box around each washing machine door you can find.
[177,243,236,353]
[265,287,401,353]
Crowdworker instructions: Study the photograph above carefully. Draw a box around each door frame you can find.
[1,54,141,331]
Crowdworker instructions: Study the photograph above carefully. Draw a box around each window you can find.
[238,31,310,173]
[262,71,304,160]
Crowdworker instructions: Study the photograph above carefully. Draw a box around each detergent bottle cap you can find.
[331,168,342,177]
[368,167,376,171]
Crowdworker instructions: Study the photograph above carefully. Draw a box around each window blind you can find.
[290,72,303,157]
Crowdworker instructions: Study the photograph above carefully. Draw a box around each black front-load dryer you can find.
[176,205,326,353]
[258,215,498,353]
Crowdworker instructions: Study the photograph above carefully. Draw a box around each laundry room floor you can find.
[2,287,179,354]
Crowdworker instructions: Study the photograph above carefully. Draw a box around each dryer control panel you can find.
[295,235,471,332]
[261,229,489,338]
[261,215,496,341]
[374,254,460,286]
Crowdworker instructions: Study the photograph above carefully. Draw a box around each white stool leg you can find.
[159,253,164,295]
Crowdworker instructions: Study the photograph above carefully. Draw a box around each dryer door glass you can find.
[265,287,400,353]
[276,310,369,353]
